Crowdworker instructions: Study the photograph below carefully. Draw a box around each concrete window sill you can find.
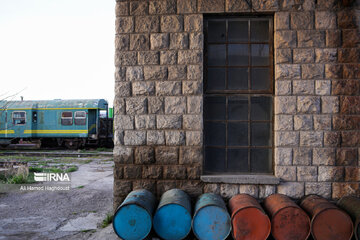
[201,174,280,185]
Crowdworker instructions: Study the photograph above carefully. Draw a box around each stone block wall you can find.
[114,0,360,208]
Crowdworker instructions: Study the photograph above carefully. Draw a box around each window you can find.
[74,111,86,125]
[32,112,37,123]
[204,16,273,174]
[61,111,73,125]
[12,111,26,125]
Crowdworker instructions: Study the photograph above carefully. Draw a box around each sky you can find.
[0,0,115,106]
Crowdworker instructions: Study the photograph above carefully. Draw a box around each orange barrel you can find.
[300,195,353,240]
[263,194,310,240]
[337,196,360,240]
[229,194,271,240]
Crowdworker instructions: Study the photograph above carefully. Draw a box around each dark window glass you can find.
[251,68,270,90]
[228,68,248,90]
[208,21,226,43]
[228,96,248,120]
[204,96,226,120]
[75,111,86,118]
[251,44,269,66]
[75,111,86,125]
[228,149,248,172]
[32,112,37,123]
[62,112,72,118]
[204,122,226,146]
[251,123,271,146]
[207,68,226,91]
[228,122,248,146]
[228,20,248,42]
[208,45,226,66]
[204,147,226,172]
[250,21,269,42]
[61,111,73,125]
[250,149,272,173]
[12,111,26,125]
[250,96,272,121]
[228,44,249,66]
[204,17,273,174]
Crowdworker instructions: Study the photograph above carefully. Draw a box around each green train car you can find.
[0,99,113,148]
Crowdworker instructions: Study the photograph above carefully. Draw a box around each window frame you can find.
[12,111,26,125]
[203,15,274,175]
[61,111,73,126]
[74,111,87,125]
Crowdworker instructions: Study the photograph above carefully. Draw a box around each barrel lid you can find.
[231,207,271,240]
[113,204,152,240]
[192,205,231,240]
[311,208,353,240]
[271,206,311,240]
[153,203,192,240]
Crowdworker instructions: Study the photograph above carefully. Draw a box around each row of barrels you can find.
[112,189,360,240]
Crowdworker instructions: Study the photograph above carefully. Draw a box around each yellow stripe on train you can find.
[0,130,15,134]
[23,130,88,134]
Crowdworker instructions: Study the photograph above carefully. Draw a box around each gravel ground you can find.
[0,156,115,240]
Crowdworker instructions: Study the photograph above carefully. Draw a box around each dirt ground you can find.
[0,153,118,240]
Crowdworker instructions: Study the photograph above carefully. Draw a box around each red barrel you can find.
[263,194,310,240]
[229,194,271,240]
[300,195,353,240]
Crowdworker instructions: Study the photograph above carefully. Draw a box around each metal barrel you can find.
[153,189,192,240]
[300,195,353,240]
[113,189,156,240]
[229,194,271,240]
[337,196,360,240]
[192,193,231,240]
[263,194,310,240]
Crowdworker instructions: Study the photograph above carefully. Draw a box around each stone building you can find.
[113,0,360,208]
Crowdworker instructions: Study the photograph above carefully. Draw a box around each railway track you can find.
[0,150,113,157]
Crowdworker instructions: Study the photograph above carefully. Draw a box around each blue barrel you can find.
[192,193,231,240]
[153,189,192,240]
[113,189,156,240]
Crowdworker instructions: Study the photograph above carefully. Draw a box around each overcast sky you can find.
[0,0,115,106]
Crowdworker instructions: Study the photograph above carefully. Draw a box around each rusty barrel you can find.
[113,189,156,240]
[337,196,360,240]
[300,194,353,240]
[263,194,310,240]
[153,189,192,240]
[229,194,271,240]
[192,193,231,240]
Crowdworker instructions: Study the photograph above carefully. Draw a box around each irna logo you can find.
[34,172,70,182]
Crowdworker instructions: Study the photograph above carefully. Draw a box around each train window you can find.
[74,111,86,125]
[13,111,26,125]
[32,112,37,123]
[61,111,73,125]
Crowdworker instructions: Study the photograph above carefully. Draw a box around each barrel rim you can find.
[310,207,354,240]
[230,206,271,240]
[157,188,192,213]
[113,203,153,240]
[192,204,232,240]
[229,193,256,202]
[299,194,323,206]
[153,203,192,240]
[270,205,311,240]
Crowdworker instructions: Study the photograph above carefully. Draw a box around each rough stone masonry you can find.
[113,0,360,209]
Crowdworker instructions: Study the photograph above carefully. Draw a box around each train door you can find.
[31,111,38,137]
[88,109,97,137]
